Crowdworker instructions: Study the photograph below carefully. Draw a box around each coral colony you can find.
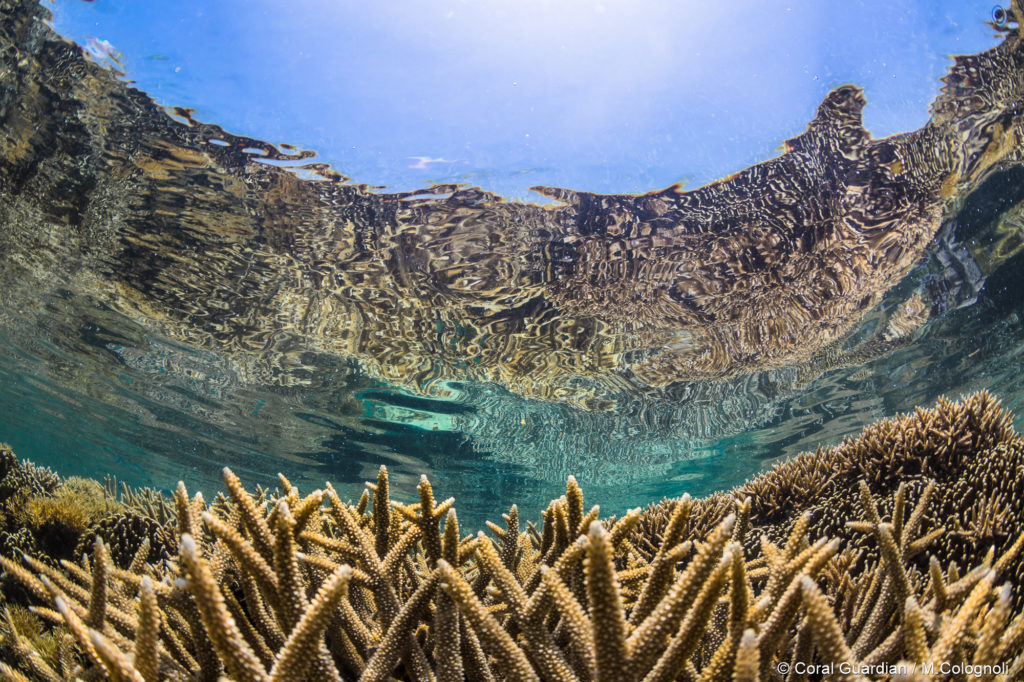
[2,0,1024,678]
[0,393,1023,679]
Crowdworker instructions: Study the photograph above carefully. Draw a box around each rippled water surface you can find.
[1,0,1023,526]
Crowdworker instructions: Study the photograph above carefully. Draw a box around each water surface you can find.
[1,0,1022,526]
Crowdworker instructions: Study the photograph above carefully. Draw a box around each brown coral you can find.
[640,391,1024,585]
[0,391,1023,680]
[18,478,119,564]
[74,512,175,569]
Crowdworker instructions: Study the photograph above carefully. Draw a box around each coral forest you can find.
[0,393,1023,680]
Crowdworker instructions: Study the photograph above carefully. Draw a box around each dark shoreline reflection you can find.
[1,0,1023,523]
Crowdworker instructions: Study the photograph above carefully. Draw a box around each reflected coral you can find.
[0,0,1022,410]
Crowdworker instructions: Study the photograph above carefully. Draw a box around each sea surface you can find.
[1,0,1022,527]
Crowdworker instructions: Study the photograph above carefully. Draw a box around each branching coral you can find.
[0,446,58,501]
[74,512,176,570]
[19,478,119,560]
[641,391,1024,585]
[0,443,177,583]
[0,393,1023,680]
[103,476,175,527]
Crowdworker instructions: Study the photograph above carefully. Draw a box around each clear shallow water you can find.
[1,0,1023,528]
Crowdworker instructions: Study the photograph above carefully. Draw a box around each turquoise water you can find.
[4,181,1023,527]
[1,0,1023,528]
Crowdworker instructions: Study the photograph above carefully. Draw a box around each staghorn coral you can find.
[69,477,180,569]
[0,446,60,569]
[103,476,176,528]
[0,446,179,592]
[1,392,1024,679]
[0,450,102,574]
[0,446,58,502]
[0,605,69,680]
[639,391,1024,586]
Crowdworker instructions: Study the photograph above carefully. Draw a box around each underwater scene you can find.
[1,0,1024,679]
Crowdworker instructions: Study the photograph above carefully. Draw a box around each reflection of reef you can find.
[1,1,1022,409]
[2,393,1024,679]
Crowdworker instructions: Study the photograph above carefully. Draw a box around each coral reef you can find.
[21,478,118,557]
[73,513,175,570]
[0,444,176,574]
[0,392,1023,679]
[0,446,61,566]
[0,447,58,501]
[640,391,1024,591]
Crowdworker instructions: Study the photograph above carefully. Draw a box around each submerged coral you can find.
[0,392,1023,680]
[0,443,176,580]
[639,391,1024,591]
[0,447,58,501]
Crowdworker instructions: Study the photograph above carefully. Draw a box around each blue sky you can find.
[48,0,1001,200]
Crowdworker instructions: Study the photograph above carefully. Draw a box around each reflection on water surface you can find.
[1,0,1023,523]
